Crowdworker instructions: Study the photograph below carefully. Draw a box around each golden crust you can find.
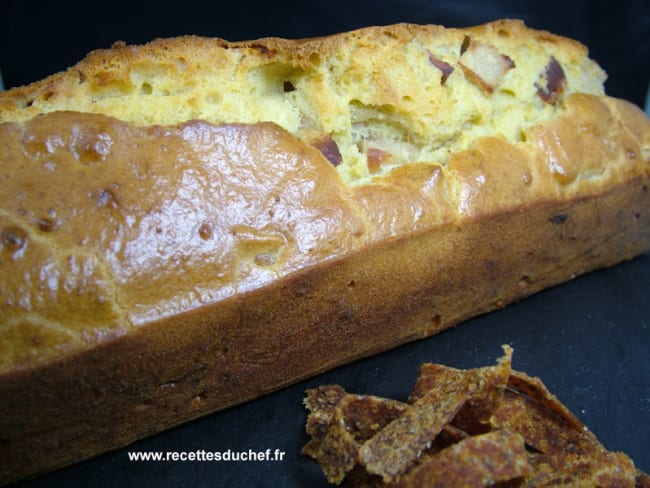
[0,21,591,119]
[0,20,649,484]
[0,20,608,186]
[2,93,646,372]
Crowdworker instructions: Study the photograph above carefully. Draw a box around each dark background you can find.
[3,1,649,486]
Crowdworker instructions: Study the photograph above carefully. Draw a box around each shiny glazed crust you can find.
[1,20,650,483]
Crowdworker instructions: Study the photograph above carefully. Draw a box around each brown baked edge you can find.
[1,174,649,484]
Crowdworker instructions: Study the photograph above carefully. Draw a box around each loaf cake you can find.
[1,20,649,484]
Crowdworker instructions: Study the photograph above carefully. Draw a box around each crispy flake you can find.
[302,348,648,486]
[507,370,585,431]
[492,371,597,457]
[358,372,477,482]
[636,471,650,487]
[409,345,512,435]
[303,387,407,484]
[310,404,360,484]
[528,449,637,487]
[493,370,639,486]
[392,430,532,488]
[304,385,347,439]
[454,345,513,434]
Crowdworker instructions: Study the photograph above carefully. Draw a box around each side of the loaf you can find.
[2,93,648,373]
[2,172,649,483]
[1,95,650,484]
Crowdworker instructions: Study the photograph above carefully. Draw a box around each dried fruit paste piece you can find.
[358,368,478,482]
[409,345,512,434]
[527,449,638,487]
[303,385,407,484]
[304,385,347,440]
[391,430,532,488]
[302,347,648,486]
[493,370,639,486]
[492,370,598,457]
[451,345,513,434]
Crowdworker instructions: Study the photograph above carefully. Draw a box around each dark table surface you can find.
[14,254,650,486]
